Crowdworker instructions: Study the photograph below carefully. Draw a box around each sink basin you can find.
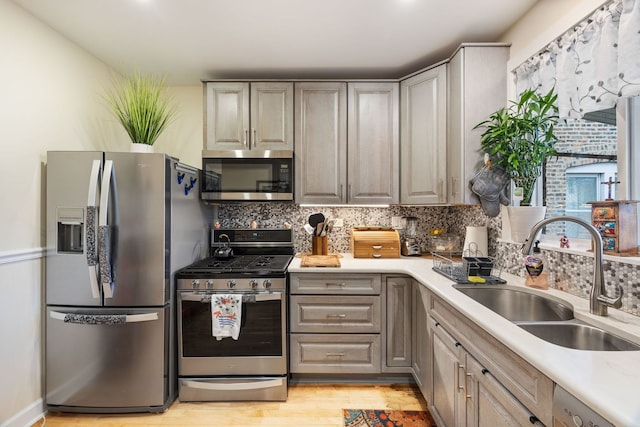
[454,285,574,322]
[519,322,640,351]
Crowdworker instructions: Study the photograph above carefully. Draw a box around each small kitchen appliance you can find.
[201,151,293,201]
[401,216,421,256]
[175,228,294,402]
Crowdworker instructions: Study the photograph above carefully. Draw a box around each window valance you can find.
[515,0,640,119]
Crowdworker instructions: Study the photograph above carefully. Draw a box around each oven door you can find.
[177,290,286,376]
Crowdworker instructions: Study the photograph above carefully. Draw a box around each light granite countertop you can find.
[288,253,640,427]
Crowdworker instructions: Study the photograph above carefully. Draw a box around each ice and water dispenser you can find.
[56,207,84,253]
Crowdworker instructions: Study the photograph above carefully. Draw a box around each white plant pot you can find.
[508,206,547,243]
[130,143,154,153]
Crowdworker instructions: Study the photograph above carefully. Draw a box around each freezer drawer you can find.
[46,306,171,412]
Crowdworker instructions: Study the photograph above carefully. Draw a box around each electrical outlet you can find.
[333,218,344,228]
[392,216,404,229]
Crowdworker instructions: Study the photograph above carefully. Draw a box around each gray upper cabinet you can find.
[400,64,447,204]
[294,82,348,204]
[447,44,509,204]
[295,81,399,204]
[347,82,399,205]
[204,82,293,153]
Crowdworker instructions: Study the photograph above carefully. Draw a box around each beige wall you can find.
[0,2,113,425]
[153,86,204,169]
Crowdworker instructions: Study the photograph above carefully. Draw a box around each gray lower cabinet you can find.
[429,317,540,427]
[411,280,429,398]
[426,288,553,427]
[384,276,412,369]
[289,273,382,374]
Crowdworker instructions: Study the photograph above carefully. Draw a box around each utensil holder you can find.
[312,236,328,255]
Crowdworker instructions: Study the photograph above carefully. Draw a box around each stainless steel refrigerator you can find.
[45,151,211,413]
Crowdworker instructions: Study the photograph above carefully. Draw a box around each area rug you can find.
[343,409,436,427]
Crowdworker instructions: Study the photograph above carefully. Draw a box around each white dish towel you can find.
[211,294,242,340]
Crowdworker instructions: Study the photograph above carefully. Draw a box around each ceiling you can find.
[13,0,538,85]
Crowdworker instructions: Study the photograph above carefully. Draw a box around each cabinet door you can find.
[411,280,429,398]
[385,277,412,368]
[465,355,538,427]
[250,82,293,151]
[429,316,465,427]
[400,65,447,204]
[295,82,347,204]
[447,45,509,204]
[348,82,399,204]
[204,82,249,151]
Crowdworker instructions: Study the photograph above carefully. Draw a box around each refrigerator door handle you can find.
[86,160,101,299]
[98,160,115,299]
[50,310,159,324]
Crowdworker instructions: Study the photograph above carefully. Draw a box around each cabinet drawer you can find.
[429,293,553,426]
[290,274,381,295]
[290,296,380,333]
[289,334,381,374]
[353,246,401,259]
[592,206,616,219]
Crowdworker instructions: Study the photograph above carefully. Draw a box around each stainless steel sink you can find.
[519,322,640,351]
[454,285,574,322]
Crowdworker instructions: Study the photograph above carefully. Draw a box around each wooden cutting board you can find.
[300,254,341,268]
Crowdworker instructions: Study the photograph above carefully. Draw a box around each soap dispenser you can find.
[525,240,549,290]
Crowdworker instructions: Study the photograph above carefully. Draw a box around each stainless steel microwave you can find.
[201,151,293,201]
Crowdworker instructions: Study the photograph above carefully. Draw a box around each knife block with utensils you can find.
[312,236,328,255]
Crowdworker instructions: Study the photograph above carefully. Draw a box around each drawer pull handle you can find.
[456,363,465,391]
[372,254,382,258]
[326,352,346,357]
[372,245,382,250]
[326,282,346,287]
[327,314,347,319]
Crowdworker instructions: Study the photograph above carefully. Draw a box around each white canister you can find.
[463,226,488,257]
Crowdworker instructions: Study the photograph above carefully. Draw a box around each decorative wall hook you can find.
[177,172,185,184]
[184,176,197,195]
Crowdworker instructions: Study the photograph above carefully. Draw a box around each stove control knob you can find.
[227,280,237,289]
[191,280,200,289]
[250,280,259,289]
[263,279,272,289]
[205,280,214,289]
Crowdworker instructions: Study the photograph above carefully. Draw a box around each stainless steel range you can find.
[175,228,293,402]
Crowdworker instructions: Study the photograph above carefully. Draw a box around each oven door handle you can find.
[180,292,283,303]
[182,378,284,391]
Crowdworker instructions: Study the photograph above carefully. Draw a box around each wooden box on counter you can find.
[588,200,639,255]
[350,228,400,258]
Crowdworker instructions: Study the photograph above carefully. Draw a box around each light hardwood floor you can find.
[34,383,428,427]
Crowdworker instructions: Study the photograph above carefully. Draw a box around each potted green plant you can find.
[104,70,176,152]
[474,87,559,241]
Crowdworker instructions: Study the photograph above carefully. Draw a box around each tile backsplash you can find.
[215,202,639,316]
[215,202,498,255]
[496,241,640,316]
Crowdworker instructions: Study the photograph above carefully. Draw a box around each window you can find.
[540,96,640,247]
